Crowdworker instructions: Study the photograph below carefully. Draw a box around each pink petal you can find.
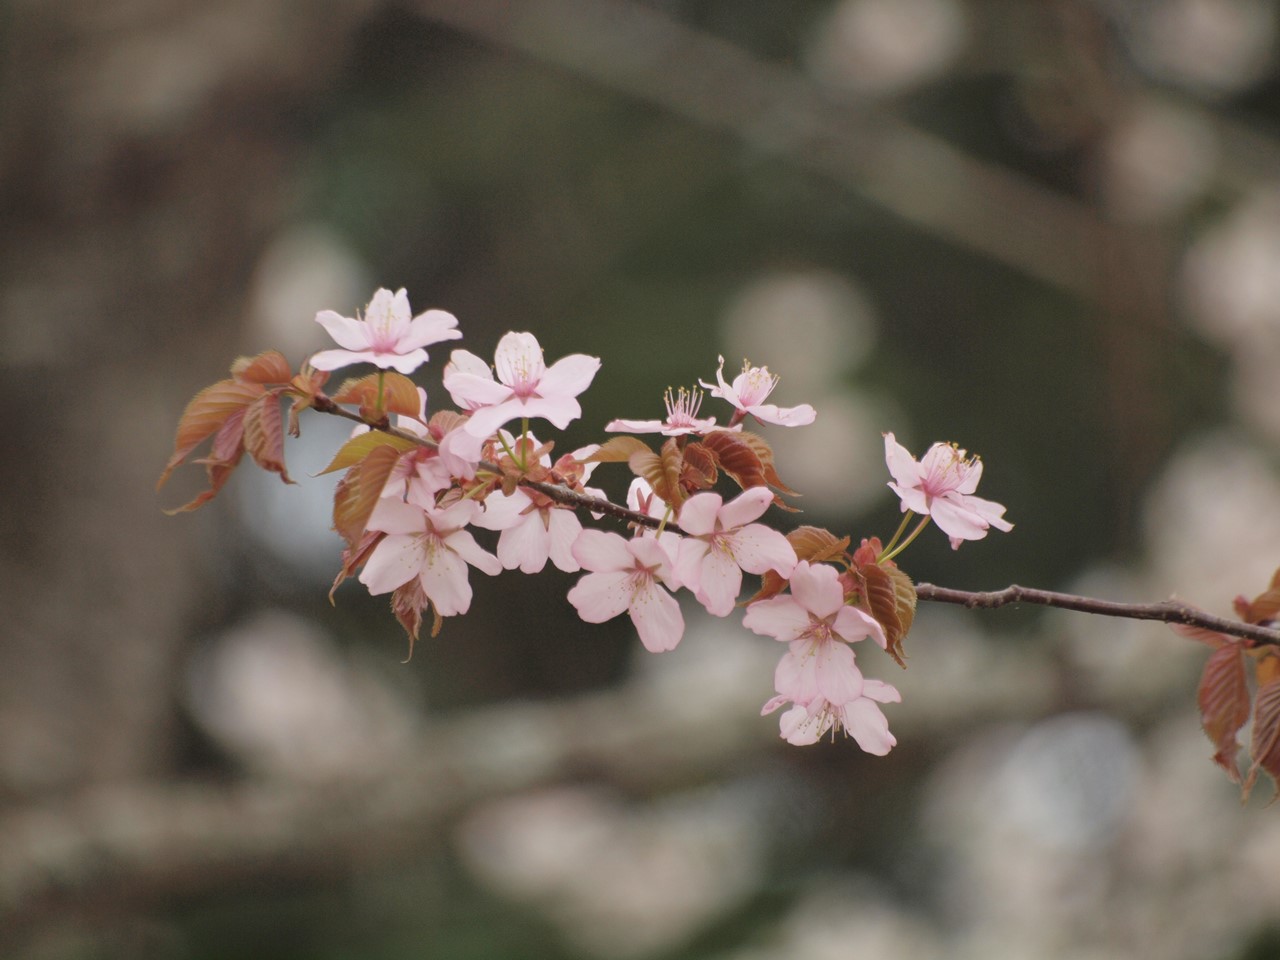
[462,399,527,439]
[883,433,922,488]
[358,534,424,595]
[366,498,428,536]
[887,480,930,515]
[928,497,991,545]
[539,353,601,398]
[787,561,843,620]
[747,402,816,427]
[841,698,896,755]
[567,570,633,623]
[497,514,551,574]
[546,510,583,573]
[519,395,584,430]
[862,678,901,703]
[380,348,430,374]
[315,309,371,351]
[400,309,463,352]
[627,535,675,582]
[676,492,723,537]
[443,529,503,577]
[674,538,710,593]
[813,640,865,704]
[628,579,684,652]
[493,332,546,386]
[309,348,379,372]
[470,490,532,531]
[571,529,633,572]
[742,595,810,642]
[778,704,827,745]
[694,546,743,617]
[604,418,666,433]
[717,486,774,530]
[728,524,796,577]
[833,605,887,648]
[417,546,473,616]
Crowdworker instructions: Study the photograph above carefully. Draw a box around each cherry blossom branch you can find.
[310,394,668,531]
[308,397,1280,648]
[914,583,1280,647]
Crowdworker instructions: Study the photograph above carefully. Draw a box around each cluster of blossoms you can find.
[160,288,1013,752]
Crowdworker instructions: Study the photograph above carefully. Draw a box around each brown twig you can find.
[915,583,1280,647]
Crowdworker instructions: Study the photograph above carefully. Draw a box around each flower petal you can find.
[841,697,896,755]
[493,332,546,386]
[676,492,723,537]
[832,605,887,648]
[358,534,423,595]
[400,309,463,352]
[717,486,774,530]
[742,595,811,642]
[571,529,633,572]
[417,545,473,616]
[747,402,816,427]
[539,353,601,399]
[629,579,684,652]
[567,570,633,623]
[787,561,844,620]
[728,524,797,577]
[694,546,743,617]
[315,309,370,351]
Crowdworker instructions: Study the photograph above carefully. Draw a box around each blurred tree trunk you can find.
[0,0,375,798]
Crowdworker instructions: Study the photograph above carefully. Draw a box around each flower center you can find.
[737,362,779,406]
[664,386,705,427]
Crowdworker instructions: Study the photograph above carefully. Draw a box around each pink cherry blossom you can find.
[674,487,797,616]
[567,530,684,653]
[443,332,600,440]
[762,654,901,752]
[741,560,887,650]
[358,496,500,617]
[701,356,816,427]
[883,432,1013,549]
[469,435,600,574]
[310,288,461,374]
[605,386,719,436]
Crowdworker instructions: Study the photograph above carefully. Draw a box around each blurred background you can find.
[5,0,1280,956]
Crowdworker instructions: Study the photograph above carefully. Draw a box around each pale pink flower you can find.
[605,386,719,436]
[763,665,901,752]
[358,496,500,617]
[311,288,461,374]
[743,560,897,751]
[567,530,684,652]
[469,435,599,574]
[674,487,797,616]
[443,332,600,440]
[702,356,816,427]
[883,432,1013,549]
[741,560,886,650]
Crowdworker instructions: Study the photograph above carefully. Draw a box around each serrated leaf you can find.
[163,407,249,513]
[1246,588,1280,625]
[1198,644,1249,785]
[884,563,917,663]
[681,442,718,491]
[332,444,402,547]
[581,436,651,463]
[333,372,422,421]
[158,378,264,492]
[1244,678,1280,803]
[736,431,800,496]
[319,430,419,475]
[242,392,292,483]
[630,438,686,509]
[788,526,852,565]
[231,350,292,385]
[329,529,383,603]
[702,430,767,493]
[392,578,431,661]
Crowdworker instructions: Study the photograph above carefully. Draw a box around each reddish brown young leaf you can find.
[333,372,422,421]
[860,563,903,657]
[332,444,403,547]
[164,407,250,514]
[629,438,686,509]
[319,430,420,476]
[736,431,800,496]
[391,578,431,661]
[788,526,852,565]
[231,350,292,385]
[158,378,264,492]
[581,436,652,464]
[1258,652,1280,687]
[883,563,917,665]
[1198,643,1250,784]
[329,529,383,603]
[681,442,718,491]
[702,430,767,493]
[1245,588,1280,625]
[1245,677,1280,802]
[242,392,293,483]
